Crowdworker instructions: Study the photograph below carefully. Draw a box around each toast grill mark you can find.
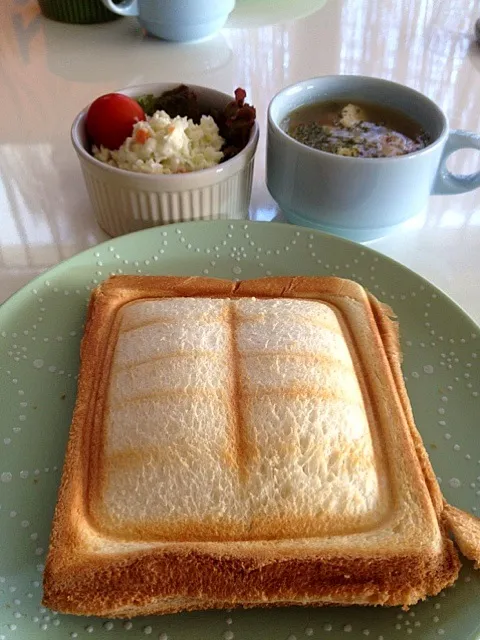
[227,300,248,477]
[113,387,228,412]
[120,315,224,335]
[113,350,222,373]
[113,349,354,375]
[111,378,361,411]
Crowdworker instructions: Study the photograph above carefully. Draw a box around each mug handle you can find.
[100,0,139,16]
[432,129,480,195]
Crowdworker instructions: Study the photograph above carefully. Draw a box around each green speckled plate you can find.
[1,220,479,640]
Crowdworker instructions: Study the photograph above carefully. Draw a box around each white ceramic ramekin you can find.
[71,83,259,237]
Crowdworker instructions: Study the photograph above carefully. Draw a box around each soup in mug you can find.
[283,100,430,158]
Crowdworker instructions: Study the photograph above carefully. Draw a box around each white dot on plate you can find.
[143,626,152,635]
[124,621,133,630]
[104,622,114,630]
[223,632,234,640]
[1,472,12,483]
[33,359,44,369]
[344,625,353,632]
[449,478,461,488]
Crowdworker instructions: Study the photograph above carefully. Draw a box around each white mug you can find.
[101,0,235,42]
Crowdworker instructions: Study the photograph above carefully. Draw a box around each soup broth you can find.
[283,99,430,158]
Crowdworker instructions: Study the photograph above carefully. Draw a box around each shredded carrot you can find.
[135,129,150,144]
[168,125,175,134]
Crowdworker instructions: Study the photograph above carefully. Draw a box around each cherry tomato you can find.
[85,93,146,150]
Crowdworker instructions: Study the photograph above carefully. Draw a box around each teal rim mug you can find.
[100,0,235,42]
[266,75,480,241]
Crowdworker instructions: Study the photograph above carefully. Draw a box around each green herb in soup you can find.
[284,100,430,158]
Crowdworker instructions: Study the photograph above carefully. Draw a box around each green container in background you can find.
[38,0,120,24]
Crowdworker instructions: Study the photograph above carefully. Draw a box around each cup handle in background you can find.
[100,0,139,16]
[432,130,480,195]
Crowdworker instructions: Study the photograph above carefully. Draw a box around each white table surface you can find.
[1,0,479,321]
